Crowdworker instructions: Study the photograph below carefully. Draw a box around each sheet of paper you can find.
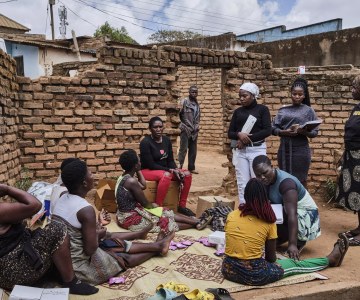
[41,288,69,300]
[9,285,43,300]
[271,204,284,224]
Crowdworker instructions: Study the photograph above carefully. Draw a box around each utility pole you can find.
[49,0,55,40]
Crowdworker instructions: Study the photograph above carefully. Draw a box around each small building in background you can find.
[236,18,342,43]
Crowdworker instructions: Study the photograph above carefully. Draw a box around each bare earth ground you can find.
[187,150,360,299]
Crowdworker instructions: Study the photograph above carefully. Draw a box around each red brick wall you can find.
[0,50,21,185]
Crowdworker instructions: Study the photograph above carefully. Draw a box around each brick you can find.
[65,132,83,138]
[23,117,42,124]
[75,110,93,116]
[45,86,66,93]
[55,125,73,131]
[95,110,113,116]
[68,145,87,152]
[87,144,106,151]
[115,124,132,130]
[54,110,73,116]
[114,109,131,116]
[44,132,64,138]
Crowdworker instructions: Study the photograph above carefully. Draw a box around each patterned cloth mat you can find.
[0,222,327,300]
[68,222,327,300]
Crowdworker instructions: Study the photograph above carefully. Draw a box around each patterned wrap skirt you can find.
[336,149,360,212]
[52,217,124,285]
[116,204,179,233]
[0,221,66,290]
[221,256,284,286]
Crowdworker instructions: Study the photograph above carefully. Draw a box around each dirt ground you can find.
[188,150,360,299]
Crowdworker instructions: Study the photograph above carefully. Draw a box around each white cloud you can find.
[0,0,359,44]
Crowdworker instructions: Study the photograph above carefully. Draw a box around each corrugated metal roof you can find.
[0,14,30,32]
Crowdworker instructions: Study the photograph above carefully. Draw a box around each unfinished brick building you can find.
[1,44,359,195]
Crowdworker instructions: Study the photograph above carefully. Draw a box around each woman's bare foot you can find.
[137,223,154,240]
[327,234,349,267]
[98,209,111,226]
[156,229,166,241]
[159,231,175,256]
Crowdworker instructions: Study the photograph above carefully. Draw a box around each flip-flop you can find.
[156,281,190,293]
[184,289,214,300]
[180,240,194,246]
[197,237,216,247]
[336,233,350,266]
[348,236,360,247]
[338,230,360,239]
[205,288,234,300]
[147,288,178,300]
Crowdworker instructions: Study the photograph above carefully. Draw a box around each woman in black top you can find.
[140,116,195,217]
[337,75,360,246]
[228,82,271,204]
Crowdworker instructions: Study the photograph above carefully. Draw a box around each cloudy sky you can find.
[1,0,359,44]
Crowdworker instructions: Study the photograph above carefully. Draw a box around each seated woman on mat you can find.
[140,116,195,217]
[52,159,175,285]
[222,178,349,286]
[116,149,211,233]
[252,155,320,260]
[51,157,111,226]
[0,184,98,295]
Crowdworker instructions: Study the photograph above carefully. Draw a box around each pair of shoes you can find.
[169,240,194,251]
[205,288,234,300]
[196,215,213,230]
[156,281,190,293]
[335,233,350,266]
[178,206,196,217]
[148,288,178,300]
[190,170,199,174]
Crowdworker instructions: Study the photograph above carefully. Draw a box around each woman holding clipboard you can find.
[272,78,320,188]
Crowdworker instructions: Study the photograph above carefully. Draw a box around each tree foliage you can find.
[94,22,138,44]
[147,29,205,43]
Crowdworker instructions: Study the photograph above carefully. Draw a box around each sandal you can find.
[335,233,350,266]
[148,288,178,300]
[196,215,213,230]
[184,289,214,300]
[205,288,234,300]
[156,281,190,293]
[339,230,360,239]
[348,236,360,247]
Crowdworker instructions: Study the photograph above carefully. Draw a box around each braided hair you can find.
[61,160,87,194]
[119,149,138,171]
[240,178,276,223]
[291,77,311,107]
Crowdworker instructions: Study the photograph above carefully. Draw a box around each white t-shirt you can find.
[53,193,91,228]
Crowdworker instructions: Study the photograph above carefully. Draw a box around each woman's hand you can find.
[287,244,300,260]
[0,184,9,197]
[170,169,184,182]
[237,132,252,145]
[96,223,107,241]
[280,129,298,137]
[236,140,245,149]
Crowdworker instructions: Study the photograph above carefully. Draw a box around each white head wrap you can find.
[239,82,260,99]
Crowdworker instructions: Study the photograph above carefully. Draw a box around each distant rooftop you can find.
[0,14,30,33]
[236,18,342,43]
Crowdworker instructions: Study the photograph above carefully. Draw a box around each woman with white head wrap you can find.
[228,82,272,204]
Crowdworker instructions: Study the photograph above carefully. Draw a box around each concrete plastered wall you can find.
[247,26,360,67]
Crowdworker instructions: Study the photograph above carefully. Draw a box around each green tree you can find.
[94,22,138,44]
[147,29,205,43]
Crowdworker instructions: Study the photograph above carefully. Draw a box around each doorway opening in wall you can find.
[174,65,228,194]
[14,56,24,76]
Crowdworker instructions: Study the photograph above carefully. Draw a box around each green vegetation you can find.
[147,29,205,43]
[94,22,138,44]
[324,178,338,203]
[15,168,32,191]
